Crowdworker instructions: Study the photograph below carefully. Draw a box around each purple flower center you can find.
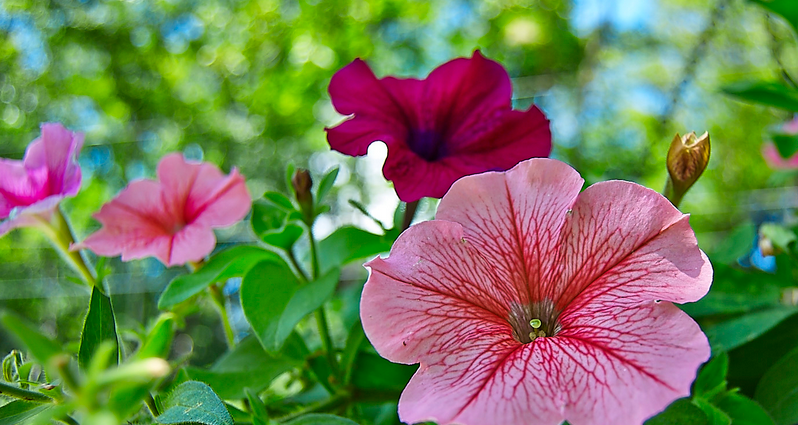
[507,300,562,344]
[407,128,447,161]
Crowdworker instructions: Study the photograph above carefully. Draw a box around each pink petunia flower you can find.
[325,51,551,202]
[361,158,712,425]
[0,123,84,237]
[73,153,251,267]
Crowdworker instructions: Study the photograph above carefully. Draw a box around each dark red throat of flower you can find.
[407,129,446,161]
[507,300,562,344]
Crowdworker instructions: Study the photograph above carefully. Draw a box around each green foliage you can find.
[251,192,306,250]
[750,0,798,35]
[723,81,798,111]
[185,336,301,400]
[0,401,52,425]
[0,313,62,365]
[285,414,360,425]
[158,245,280,308]
[645,399,710,425]
[704,307,798,353]
[755,346,798,425]
[78,286,118,371]
[155,381,233,425]
[318,226,399,273]
[241,260,340,353]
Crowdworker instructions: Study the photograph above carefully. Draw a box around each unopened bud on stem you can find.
[664,131,710,208]
[291,168,314,222]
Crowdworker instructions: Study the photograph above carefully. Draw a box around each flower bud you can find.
[291,168,314,220]
[665,131,710,207]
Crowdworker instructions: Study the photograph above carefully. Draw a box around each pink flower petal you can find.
[551,181,696,309]
[436,158,584,304]
[75,154,250,267]
[167,222,217,266]
[23,123,84,197]
[762,142,798,170]
[362,158,712,425]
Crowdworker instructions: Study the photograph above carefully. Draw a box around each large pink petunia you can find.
[0,123,84,237]
[73,153,251,267]
[325,50,551,202]
[361,158,712,425]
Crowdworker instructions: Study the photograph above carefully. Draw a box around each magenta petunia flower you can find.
[325,51,551,202]
[73,153,251,267]
[0,123,84,237]
[361,158,712,425]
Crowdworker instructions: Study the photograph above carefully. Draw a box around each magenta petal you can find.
[422,51,512,142]
[23,123,84,197]
[326,59,409,156]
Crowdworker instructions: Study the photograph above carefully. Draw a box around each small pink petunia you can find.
[0,123,84,237]
[361,158,712,425]
[73,153,251,267]
[325,50,551,202]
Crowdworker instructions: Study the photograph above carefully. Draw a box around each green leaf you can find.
[245,388,271,425]
[284,414,360,425]
[750,0,798,35]
[693,398,731,425]
[159,245,280,309]
[78,286,118,371]
[716,393,775,425]
[681,263,783,318]
[241,261,340,353]
[0,400,51,425]
[704,307,798,353]
[351,352,416,393]
[186,336,301,399]
[341,321,365,385]
[315,167,339,204]
[135,314,175,360]
[156,381,233,425]
[755,345,798,425]
[264,192,297,211]
[723,81,798,111]
[693,353,729,399]
[0,313,61,364]
[285,164,296,197]
[251,200,305,250]
[644,398,710,425]
[772,134,798,159]
[318,226,398,273]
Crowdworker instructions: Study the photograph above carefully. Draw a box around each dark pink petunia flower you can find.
[361,158,712,425]
[325,51,551,202]
[0,123,84,237]
[73,153,251,267]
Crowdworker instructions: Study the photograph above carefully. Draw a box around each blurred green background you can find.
[0,0,795,367]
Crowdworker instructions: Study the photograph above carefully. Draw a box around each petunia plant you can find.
[0,45,793,425]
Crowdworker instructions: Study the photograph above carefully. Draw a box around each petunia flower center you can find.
[507,300,561,344]
[407,129,446,161]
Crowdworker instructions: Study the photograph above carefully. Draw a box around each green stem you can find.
[401,200,419,231]
[275,391,349,423]
[306,220,339,379]
[287,249,310,282]
[208,284,236,348]
[38,208,97,287]
[314,308,338,378]
[0,381,53,403]
[663,176,684,208]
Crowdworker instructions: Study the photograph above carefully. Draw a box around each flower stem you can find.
[207,283,236,348]
[39,208,97,287]
[401,200,419,231]
[663,176,684,208]
[0,381,53,403]
[306,219,339,379]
